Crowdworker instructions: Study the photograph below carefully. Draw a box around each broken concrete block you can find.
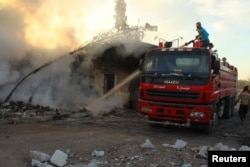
[92,150,105,157]
[50,150,68,167]
[31,159,53,167]
[140,139,155,149]
[181,163,192,167]
[172,139,187,149]
[31,159,42,167]
[162,139,187,149]
[197,146,209,158]
[213,142,229,151]
[46,165,54,167]
[239,145,250,151]
[30,150,50,162]
[88,159,99,167]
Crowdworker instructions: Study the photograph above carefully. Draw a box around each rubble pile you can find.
[27,140,250,167]
[0,100,124,125]
[0,101,79,124]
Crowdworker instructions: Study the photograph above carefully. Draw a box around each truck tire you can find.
[222,97,232,119]
[204,103,218,135]
[231,97,235,117]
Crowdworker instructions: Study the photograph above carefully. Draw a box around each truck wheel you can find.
[222,97,232,119]
[231,97,235,117]
[204,123,213,135]
[204,112,218,135]
[204,103,218,135]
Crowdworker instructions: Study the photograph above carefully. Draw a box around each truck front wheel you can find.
[204,103,219,135]
[222,97,233,119]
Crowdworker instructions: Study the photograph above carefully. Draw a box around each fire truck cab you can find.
[138,40,238,134]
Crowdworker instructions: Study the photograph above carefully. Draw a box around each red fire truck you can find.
[138,40,238,134]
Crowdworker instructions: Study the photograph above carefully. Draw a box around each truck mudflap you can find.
[148,119,191,127]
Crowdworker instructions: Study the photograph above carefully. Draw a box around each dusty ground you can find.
[0,104,250,167]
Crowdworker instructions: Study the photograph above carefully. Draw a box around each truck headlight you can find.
[140,106,152,113]
[190,111,205,117]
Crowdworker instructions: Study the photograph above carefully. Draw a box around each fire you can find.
[1,0,114,50]
[24,12,76,50]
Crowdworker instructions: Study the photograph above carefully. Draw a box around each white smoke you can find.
[0,0,152,114]
[0,62,20,86]
[0,1,100,109]
[90,95,126,116]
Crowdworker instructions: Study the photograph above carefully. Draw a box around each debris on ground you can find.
[140,139,155,149]
[27,142,250,167]
[162,139,187,149]
[0,101,91,124]
[30,150,50,162]
[0,101,249,166]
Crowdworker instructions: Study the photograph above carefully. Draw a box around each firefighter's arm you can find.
[235,93,242,105]
[196,29,202,40]
[184,39,195,46]
[234,99,239,105]
[195,34,201,40]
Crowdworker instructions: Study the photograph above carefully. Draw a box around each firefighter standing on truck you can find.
[196,22,210,48]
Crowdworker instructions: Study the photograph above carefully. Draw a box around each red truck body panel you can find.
[219,63,238,99]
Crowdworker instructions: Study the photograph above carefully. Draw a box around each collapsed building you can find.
[69,0,158,110]
[70,38,156,110]
[2,0,157,112]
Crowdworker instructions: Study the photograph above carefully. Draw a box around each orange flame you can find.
[2,0,114,50]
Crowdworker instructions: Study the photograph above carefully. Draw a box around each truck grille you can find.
[146,89,199,100]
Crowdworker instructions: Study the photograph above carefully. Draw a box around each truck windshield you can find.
[142,50,210,75]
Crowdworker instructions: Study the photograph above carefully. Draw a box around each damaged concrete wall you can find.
[70,41,158,111]
[91,45,141,109]
[92,69,131,109]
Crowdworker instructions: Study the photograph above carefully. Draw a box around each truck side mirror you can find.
[211,56,220,74]
[213,60,220,74]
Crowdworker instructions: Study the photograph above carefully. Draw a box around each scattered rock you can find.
[30,150,50,162]
[92,150,105,157]
[238,145,250,151]
[181,163,192,167]
[213,142,236,151]
[140,139,155,149]
[196,146,209,159]
[50,150,68,167]
[163,139,187,149]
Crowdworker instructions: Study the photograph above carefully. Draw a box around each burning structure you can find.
[69,0,157,111]
[1,0,157,113]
